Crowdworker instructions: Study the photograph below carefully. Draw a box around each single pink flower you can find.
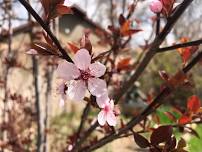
[97,96,117,126]
[56,49,107,101]
[57,82,67,107]
[149,0,163,13]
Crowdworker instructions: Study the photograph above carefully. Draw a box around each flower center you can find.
[104,105,110,113]
[80,70,91,81]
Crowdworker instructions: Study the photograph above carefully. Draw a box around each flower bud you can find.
[150,0,163,13]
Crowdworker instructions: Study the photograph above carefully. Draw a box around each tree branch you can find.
[157,39,202,53]
[18,0,73,62]
[114,0,194,103]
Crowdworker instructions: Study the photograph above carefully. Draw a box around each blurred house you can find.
[0,4,109,50]
[0,5,109,117]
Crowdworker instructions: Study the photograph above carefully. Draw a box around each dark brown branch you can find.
[72,121,99,152]
[83,50,202,152]
[76,103,91,139]
[18,0,73,62]
[156,13,160,36]
[157,39,202,53]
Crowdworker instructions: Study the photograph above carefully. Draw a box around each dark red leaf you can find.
[118,14,126,26]
[133,132,150,148]
[30,42,59,56]
[177,138,186,149]
[150,147,160,152]
[165,137,176,151]
[150,125,173,145]
[159,70,170,81]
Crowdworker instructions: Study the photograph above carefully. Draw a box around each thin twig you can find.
[157,39,202,53]
[18,0,73,62]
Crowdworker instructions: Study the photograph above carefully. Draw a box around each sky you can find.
[3,0,198,46]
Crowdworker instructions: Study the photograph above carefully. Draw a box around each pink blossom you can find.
[97,96,117,126]
[56,49,107,101]
[57,82,67,107]
[149,0,163,13]
[26,49,38,55]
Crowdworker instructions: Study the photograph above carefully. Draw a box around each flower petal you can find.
[88,78,107,97]
[96,93,109,108]
[26,49,38,55]
[107,111,117,126]
[67,80,86,101]
[109,100,114,109]
[98,110,107,126]
[57,61,80,81]
[73,49,91,70]
[89,62,106,77]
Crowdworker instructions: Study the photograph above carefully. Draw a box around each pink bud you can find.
[149,0,163,13]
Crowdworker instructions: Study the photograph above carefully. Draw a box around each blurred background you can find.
[0,0,202,151]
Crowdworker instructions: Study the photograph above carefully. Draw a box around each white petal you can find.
[67,80,86,101]
[89,62,106,77]
[88,78,107,97]
[57,61,80,81]
[96,93,110,108]
[26,49,38,55]
[97,110,107,126]
[73,49,91,70]
[109,100,114,109]
[107,111,117,126]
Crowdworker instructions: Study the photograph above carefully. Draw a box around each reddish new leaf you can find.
[177,38,199,64]
[133,132,150,148]
[117,57,131,71]
[178,115,191,125]
[187,95,201,113]
[67,42,79,54]
[56,4,73,16]
[120,20,142,37]
[150,125,173,145]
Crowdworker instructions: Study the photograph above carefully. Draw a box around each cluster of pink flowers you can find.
[56,49,117,126]
[149,0,163,13]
